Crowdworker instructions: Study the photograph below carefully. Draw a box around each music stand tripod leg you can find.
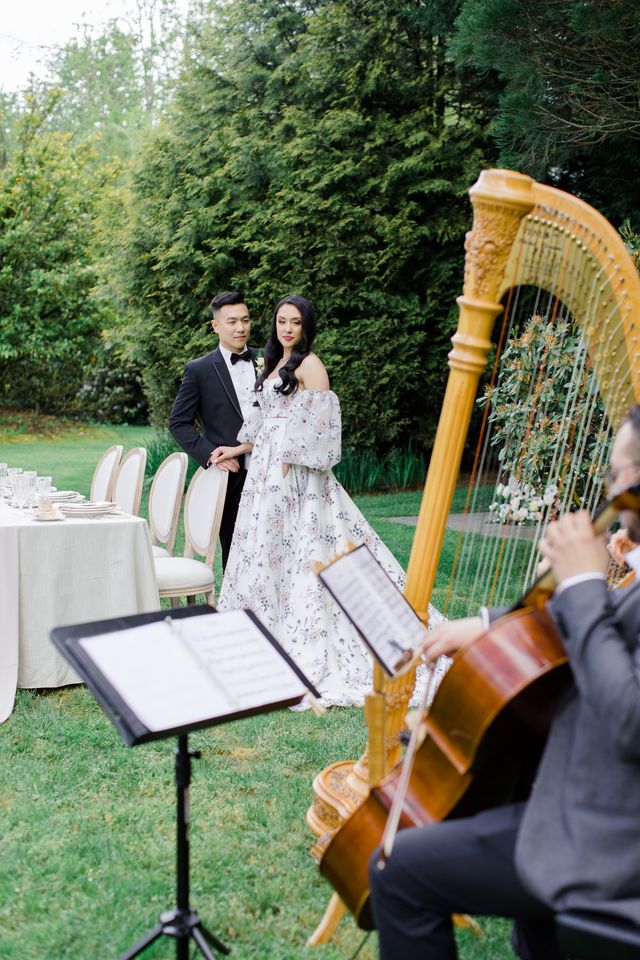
[118,735,230,960]
[118,923,165,960]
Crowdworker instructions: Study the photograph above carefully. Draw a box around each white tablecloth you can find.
[0,502,160,721]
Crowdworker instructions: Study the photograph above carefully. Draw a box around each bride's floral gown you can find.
[217,379,444,706]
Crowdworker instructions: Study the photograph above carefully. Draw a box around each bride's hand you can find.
[282,462,290,478]
[210,446,241,472]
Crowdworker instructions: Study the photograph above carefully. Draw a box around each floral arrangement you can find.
[479,313,611,525]
[489,475,560,525]
[255,353,265,372]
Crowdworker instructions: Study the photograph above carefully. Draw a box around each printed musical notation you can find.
[78,611,308,732]
[318,545,428,675]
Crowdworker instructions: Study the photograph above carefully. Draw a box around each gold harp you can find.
[306,169,640,945]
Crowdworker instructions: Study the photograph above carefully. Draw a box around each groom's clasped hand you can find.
[209,445,242,472]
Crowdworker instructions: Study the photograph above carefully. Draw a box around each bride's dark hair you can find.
[256,295,317,395]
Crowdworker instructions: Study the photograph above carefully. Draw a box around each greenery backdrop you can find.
[2,0,638,454]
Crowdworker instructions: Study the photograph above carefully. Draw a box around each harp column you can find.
[405,169,537,620]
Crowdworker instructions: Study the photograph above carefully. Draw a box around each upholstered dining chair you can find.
[154,465,228,606]
[148,451,188,559]
[90,444,123,502]
[112,447,147,516]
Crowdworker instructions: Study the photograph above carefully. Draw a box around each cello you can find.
[316,485,640,930]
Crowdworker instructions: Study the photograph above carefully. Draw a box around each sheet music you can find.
[78,611,308,732]
[319,545,428,674]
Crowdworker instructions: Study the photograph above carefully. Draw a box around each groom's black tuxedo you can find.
[169,345,257,568]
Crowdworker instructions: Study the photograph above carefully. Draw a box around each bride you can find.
[214,295,443,706]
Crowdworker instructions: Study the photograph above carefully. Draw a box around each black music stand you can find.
[51,605,319,960]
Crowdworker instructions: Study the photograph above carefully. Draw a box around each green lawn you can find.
[0,422,515,960]
[0,420,155,494]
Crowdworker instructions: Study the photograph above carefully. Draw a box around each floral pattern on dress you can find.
[218,378,444,706]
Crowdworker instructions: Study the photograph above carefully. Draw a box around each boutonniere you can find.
[255,354,265,372]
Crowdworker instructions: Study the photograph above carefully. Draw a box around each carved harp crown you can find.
[405,169,640,621]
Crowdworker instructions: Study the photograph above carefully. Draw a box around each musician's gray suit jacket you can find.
[492,577,640,924]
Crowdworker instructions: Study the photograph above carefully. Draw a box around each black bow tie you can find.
[230,350,252,365]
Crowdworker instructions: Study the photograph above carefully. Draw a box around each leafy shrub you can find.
[76,344,148,424]
[144,430,198,485]
[144,429,424,496]
[335,443,427,495]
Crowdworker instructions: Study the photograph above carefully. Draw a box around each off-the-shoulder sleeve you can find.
[280,390,341,470]
[238,402,263,444]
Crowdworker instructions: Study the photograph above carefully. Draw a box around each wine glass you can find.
[36,476,52,497]
[23,474,37,508]
[9,470,23,499]
[13,475,30,511]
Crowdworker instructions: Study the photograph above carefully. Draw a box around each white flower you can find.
[495,483,505,497]
[498,503,510,521]
[507,474,521,494]
[255,355,265,371]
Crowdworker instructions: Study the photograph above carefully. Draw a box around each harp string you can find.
[443,210,631,618]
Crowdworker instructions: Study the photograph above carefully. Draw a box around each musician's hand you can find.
[419,617,484,662]
[539,510,609,583]
[608,528,638,567]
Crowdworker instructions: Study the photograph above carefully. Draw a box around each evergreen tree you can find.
[0,92,118,412]
[453,0,640,222]
[4,0,186,164]
[117,0,498,449]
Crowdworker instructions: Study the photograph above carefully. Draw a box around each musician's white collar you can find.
[623,545,640,577]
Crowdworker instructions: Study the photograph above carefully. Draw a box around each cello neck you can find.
[511,483,640,612]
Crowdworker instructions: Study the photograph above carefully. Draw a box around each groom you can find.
[169,290,257,569]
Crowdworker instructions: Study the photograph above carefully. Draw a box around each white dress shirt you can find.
[219,344,256,468]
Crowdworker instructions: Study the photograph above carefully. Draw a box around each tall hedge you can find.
[0,96,116,412]
[114,0,498,450]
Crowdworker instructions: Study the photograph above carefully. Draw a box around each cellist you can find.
[368,405,640,960]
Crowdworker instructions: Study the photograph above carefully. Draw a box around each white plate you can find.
[59,505,120,517]
[60,503,118,514]
[33,513,65,522]
[59,510,119,517]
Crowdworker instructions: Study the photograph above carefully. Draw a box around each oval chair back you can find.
[148,452,188,555]
[113,447,147,515]
[183,466,228,567]
[154,466,228,606]
[90,445,123,502]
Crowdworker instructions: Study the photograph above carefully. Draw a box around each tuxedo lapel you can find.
[211,348,243,419]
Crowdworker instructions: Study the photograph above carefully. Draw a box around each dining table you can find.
[0,498,160,722]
